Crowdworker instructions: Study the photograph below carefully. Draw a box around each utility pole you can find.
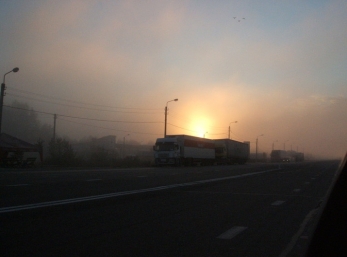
[256,137,258,162]
[123,134,130,158]
[228,121,237,139]
[256,134,264,162]
[53,114,57,141]
[0,83,6,134]
[164,105,167,137]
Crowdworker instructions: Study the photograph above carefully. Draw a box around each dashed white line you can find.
[271,200,285,206]
[217,226,247,239]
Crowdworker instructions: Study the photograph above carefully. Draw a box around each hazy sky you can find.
[1,0,346,158]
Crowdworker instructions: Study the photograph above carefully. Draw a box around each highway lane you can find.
[1,161,339,256]
[1,164,279,207]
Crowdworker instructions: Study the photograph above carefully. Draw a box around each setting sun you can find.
[189,116,212,138]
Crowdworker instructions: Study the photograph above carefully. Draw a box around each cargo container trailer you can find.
[153,135,215,166]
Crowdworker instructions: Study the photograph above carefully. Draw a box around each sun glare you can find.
[190,116,211,138]
[197,127,206,138]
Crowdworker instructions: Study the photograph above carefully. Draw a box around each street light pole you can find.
[164,98,178,138]
[228,121,238,139]
[123,134,130,158]
[256,134,264,162]
[0,67,19,134]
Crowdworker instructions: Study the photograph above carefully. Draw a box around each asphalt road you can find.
[1,161,340,257]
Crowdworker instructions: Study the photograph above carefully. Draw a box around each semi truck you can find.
[153,135,215,166]
[214,139,250,164]
[270,150,304,162]
[153,135,250,166]
[270,150,290,162]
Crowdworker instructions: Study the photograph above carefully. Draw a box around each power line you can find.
[59,118,162,136]
[4,105,163,124]
[4,104,240,139]
[167,123,198,133]
[6,92,162,115]
[8,87,162,111]
[209,132,228,136]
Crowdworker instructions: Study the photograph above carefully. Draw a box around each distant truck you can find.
[294,152,305,162]
[153,135,250,166]
[270,150,304,162]
[153,135,215,166]
[270,150,290,162]
[214,139,250,164]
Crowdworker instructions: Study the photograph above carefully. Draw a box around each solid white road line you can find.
[217,226,247,239]
[0,167,280,213]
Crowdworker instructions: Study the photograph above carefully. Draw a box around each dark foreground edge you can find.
[305,153,347,256]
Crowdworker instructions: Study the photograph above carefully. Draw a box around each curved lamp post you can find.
[0,67,19,133]
[164,98,178,138]
[228,121,238,139]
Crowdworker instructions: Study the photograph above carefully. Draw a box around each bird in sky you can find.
[234,17,245,22]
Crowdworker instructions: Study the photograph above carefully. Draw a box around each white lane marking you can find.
[6,184,29,187]
[271,200,285,206]
[217,226,247,239]
[0,167,280,213]
[85,179,102,182]
[293,189,301,192]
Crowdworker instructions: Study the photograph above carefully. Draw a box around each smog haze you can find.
[1,0,346,158]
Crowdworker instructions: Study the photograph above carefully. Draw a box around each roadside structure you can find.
[0,133,42,167]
